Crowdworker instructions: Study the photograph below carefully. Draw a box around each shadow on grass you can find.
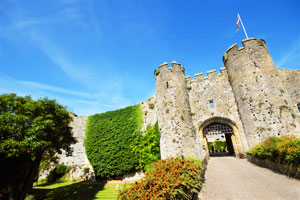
[31,181,105,200]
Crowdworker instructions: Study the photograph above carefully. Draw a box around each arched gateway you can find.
[199,117,246,158]
[203,123,235,156]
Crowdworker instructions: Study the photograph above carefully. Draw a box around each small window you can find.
[209,100,214,109]
[297,103,300,112]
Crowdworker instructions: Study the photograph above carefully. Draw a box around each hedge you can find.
[247,136,300,169]
[85,105,143,179]
[118,157,203,200]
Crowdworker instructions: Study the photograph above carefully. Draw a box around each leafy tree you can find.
[0,93,76,200]
[132,122,161,170]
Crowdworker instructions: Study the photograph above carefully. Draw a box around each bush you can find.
[215,140,227,150]
[47,163,69,183]
[131,122,161,170]
[85,105,143,179]
[148,102,155,109]
[83,167,90,174]
[247,136,300,168]
[118,157,203,200]
[207,140,227,151]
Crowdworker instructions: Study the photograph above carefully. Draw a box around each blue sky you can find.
[0,0,299,116]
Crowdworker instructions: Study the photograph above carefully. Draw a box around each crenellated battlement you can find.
[154,61,185,75]
[223,38,267,64]
[185,67,228,85]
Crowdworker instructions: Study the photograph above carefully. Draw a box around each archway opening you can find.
[203,122,235,156]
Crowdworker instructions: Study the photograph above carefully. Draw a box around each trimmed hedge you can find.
[85,105,143,179]
[118,157,203,200]
[247,136,300,169]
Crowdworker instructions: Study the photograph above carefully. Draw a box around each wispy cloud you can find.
[0,1,151,116]
[0,72,139,116]
[76,99,113,107]
[0,2,97,86]
[14,19,45,29]
[277,37,300,68]
[18,80,92,97]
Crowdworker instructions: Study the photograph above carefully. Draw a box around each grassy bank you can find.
[28,181,133,200]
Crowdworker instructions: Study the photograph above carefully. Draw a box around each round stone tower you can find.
[154,61,200,159]
[223,38,300,148]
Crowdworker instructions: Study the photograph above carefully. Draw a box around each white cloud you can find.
[14,19,45,29]
[19,31,97,86]
[18,80,92,97]
[0,2,148,116]
[0,72,140,116]
[277,38,300,68]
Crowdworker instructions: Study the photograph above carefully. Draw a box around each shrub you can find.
[148,102,155,109]
[207,141,227,151]
[247,136,300,168]
[118,157,203,200]
[25,194,36,200]
[131,122,161,170]
[83,167,90,174]
[85,105,143,179]
[47,163,69,183]
[214,140,227,150]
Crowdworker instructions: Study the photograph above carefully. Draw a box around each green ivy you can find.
[132,122,161,170]
[85,105,143,180]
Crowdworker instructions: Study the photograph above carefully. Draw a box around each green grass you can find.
[29,181,133,200]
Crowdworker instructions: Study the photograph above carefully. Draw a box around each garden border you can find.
[247,155,300,179]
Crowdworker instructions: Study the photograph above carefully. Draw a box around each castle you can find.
[154,38,300,161]
[45,38,300,180]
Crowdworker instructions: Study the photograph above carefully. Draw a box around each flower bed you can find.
[118,157,203,200]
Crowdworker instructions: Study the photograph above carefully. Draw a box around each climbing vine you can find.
[85,105,143,179]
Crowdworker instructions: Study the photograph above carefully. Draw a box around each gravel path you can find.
[198,157,300,200]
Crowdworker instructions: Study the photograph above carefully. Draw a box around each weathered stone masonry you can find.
[154,38,300,160]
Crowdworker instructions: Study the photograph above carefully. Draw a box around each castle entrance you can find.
[198,117,245,158]
[203,123,235,156]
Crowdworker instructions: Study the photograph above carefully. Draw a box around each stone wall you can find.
[277,68,300,110]
[39,115,95,181]
[223,38,300,148]
[140,95,157,132]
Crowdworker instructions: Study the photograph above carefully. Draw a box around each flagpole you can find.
[238,13,249,39]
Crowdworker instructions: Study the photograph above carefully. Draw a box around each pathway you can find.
[198,157,300,200]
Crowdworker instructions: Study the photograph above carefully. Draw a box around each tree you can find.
[0,93,76,200]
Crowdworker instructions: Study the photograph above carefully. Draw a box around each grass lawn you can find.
[29,181,133,200]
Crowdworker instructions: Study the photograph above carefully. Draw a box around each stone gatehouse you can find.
[153,38,300,160]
